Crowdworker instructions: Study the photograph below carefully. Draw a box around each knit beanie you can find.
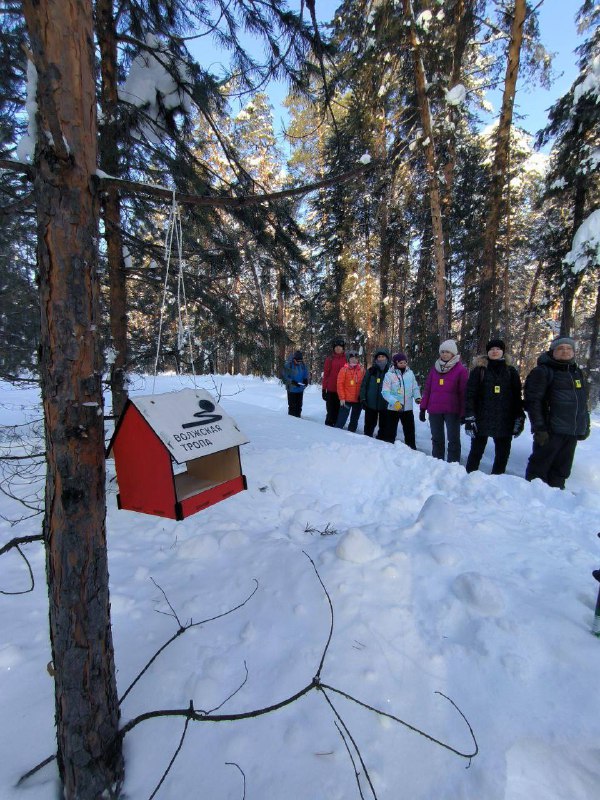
[550,336,575,351]
[392,352,407,363]
[293,350,303,360]
[439,339,458,356]
[486,339,505,354]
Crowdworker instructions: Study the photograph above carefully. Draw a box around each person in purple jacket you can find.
[419,339,468,463]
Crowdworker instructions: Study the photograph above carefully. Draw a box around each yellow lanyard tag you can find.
[350,380,355,385]
[494,385,501,394]
[377,378,381,384]
[439,378,444,386]
[575,379,582,389]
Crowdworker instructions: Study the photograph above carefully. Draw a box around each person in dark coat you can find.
[359,348,394,441]
[464,339,525,475]
[282,351,309,417]
[322,337,346,426]
[524,336,590,489]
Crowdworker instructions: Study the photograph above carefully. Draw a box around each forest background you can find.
[2,0,599,412]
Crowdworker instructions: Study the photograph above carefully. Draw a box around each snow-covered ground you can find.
[1,373,599,800]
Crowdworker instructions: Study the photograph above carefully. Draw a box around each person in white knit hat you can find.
[419,339,468,462]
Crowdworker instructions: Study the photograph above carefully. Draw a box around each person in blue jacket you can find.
[282,351,309,417]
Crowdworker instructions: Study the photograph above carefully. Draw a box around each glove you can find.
[513,417,525,438]
[322,389,327,401]
[419,409,426,423]
[534,431,550,447]
[578,425,590,442]
[339,401,347,408]
[393,401,403,411]
[464,416,477,439]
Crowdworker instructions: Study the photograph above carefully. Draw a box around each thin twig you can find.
[225,761,246,800]
[302,551,333,679]
[119,579,259,705]
[147,703,192,800]
[0,533,43,556]
[319,683,478,761]
[204,661,249,715]
[15,755,55,787]
[319,687,378,800]
[0,544,35,595]
[335,721,366,800]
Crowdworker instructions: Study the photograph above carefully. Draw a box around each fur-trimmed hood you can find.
[471,353,513,369]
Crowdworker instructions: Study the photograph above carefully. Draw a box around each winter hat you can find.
[550,336,575,351]
[333,337,345,348]
[439,339,458,356]
[392,352,407,363]
[486,339,505,354]
[293,350,303,361]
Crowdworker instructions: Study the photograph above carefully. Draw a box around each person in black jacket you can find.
[359,348,393,440]
[464,339,525,475]
[524,336,590,489]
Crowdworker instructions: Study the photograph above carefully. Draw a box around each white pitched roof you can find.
[130,388,248,464]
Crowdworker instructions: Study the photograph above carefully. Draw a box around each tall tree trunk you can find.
[476,0,526,352]
[518,258,543,370]
[503,161,512,351]
[378,195,391,344]
[560,174,587,336]
[586,277,600,408]
[21,1,123,797]
[97,0,128,418]
[276,266,286,374]
[403,0,448,340]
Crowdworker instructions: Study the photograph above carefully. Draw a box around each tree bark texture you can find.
[403,0,448,340]
[476,0,526,352]
[21,0,123,797]
[97,0,128,418]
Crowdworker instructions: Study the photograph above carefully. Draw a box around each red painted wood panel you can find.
[112,405,177,518]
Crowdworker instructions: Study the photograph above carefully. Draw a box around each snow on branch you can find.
[118,33,193,144]
[564,209,600,275]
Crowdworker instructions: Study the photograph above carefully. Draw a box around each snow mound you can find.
[451,572,505,616]
[336,527,382,563]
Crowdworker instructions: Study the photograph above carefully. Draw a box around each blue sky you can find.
[194,0,583,142]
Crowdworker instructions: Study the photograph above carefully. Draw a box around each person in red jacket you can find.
[322,337,347,426]
[335,351,366,432]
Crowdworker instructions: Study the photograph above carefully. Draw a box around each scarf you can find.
[434,353,460,374]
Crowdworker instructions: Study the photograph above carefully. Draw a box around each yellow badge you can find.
[494,386,501,394]
[377,378,381,384]
[439,378,444,386]
[575,379,582,388]
[350,380,355,386]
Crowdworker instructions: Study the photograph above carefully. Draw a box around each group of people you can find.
[282,334,591,490]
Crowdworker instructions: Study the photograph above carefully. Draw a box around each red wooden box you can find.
[107,389,248,520]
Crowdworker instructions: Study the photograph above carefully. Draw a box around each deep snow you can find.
[1,373,599,800]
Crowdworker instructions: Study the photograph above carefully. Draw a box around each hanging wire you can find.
[153,192,197,393]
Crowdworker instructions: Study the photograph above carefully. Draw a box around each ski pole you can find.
[593,568,600,638]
